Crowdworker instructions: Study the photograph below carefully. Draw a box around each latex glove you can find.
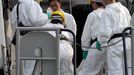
[46,7,53,19]
[47,12,51,19]
[83,51,88,59]
[96,41,102,51]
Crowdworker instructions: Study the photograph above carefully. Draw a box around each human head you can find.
[49,0,61,11]
[91,0,104,9]
[51,10,65,25]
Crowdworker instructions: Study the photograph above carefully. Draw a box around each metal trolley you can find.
[15,27,76,75]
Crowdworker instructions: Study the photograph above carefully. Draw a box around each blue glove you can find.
[96,41,102,51]
[47,12,51,19]
[83,51,88,59]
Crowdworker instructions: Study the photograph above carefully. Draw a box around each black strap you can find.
[16,2,26,27]
[86,33,129,47]
[90,38,97,46]
[108,33,129,43]
[60,37,69,41]
[16,2,20,24]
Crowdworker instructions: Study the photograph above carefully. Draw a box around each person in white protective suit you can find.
[47,0,77,41]
[77,0,105,75]
[10,0,49,38]
[10,0,49,75]
[97,0,131,75]
[43,10,74,75]
[22,10,74,75]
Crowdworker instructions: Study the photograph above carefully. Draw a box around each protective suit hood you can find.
[106,2,122,13]
[94,8,104,18]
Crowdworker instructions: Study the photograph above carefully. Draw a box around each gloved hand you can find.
[83,51,88,59]
[96,41,102,51]
[46,7,53,19]
[47,12,51,19]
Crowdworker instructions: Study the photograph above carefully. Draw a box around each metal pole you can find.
[122,27,132,75]
[1,45,6,75]
[122,29,128,75]
[132,28,134,75]
[16,29,20,75]
[69,0,72,14]
[56,29,60,75]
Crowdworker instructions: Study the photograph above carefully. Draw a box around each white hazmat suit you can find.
[10,0,48,36]
[63,10,77,41]
[78,7,105,75]
[98,2,131,75]
[43,23,74,75]
[10,0,48,75]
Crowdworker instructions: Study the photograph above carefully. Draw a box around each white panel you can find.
[0,0,6,68]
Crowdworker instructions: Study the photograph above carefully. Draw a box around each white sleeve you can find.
[98,11,112,47]
[65,14,77,41]
[10,5,17,34]
[28,2,48,27]
[81,14,94,50]
[66,14,77,35]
